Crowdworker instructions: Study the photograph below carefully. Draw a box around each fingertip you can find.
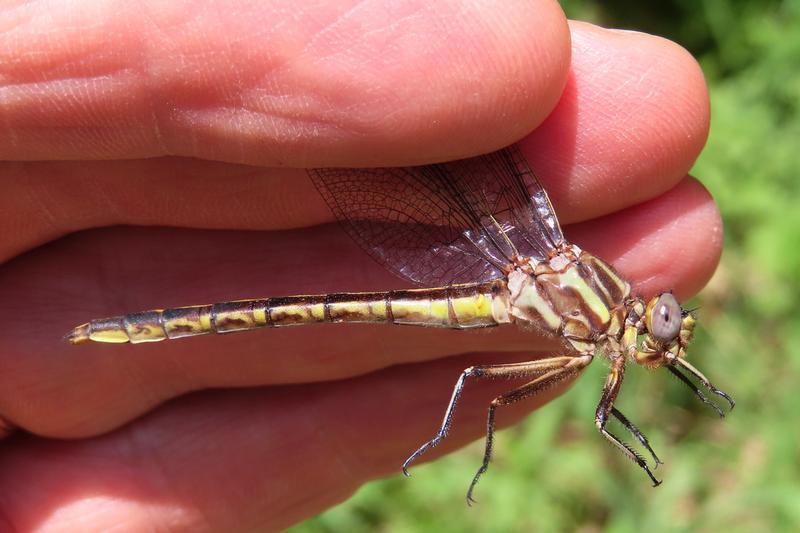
[567,177,722,300]
[521,21,710,222]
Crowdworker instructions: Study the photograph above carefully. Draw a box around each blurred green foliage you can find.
[292,1,800,531]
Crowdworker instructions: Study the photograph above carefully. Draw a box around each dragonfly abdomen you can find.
[66,280,510,345]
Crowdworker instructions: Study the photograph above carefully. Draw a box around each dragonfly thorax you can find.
[505,247,631,349]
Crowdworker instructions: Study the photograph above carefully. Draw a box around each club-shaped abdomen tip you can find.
[64,323,91,345]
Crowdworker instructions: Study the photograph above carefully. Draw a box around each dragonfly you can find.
[66,145,734,499]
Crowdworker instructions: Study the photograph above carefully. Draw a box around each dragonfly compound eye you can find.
[647,293,682,343]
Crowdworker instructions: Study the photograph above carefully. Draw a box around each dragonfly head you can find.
[634,292,697,368]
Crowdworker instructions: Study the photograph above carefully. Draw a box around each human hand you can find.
[0,1,719,530]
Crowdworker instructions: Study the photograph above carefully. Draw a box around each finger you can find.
[0,177,721,436]
[568,177,722,300]
[0,351,570,532]
[0,21,709,262]
[0,0,569,165]
[521,21,710,221]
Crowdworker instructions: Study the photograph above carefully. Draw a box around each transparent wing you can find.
[308,145,565,286]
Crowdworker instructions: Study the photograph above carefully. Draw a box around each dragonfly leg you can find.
[596,355,662,487]
[402,356,585,477]
[669,359,736,415]
[611,406,663,468]
[466,358,591,505]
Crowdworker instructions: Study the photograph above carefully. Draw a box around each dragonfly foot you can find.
[713,388,736,412]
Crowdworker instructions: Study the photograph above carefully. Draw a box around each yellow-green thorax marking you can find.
[506,244,631,354]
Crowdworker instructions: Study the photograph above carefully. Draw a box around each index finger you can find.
[0,0,570,166]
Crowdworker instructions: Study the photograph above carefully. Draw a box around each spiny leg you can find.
[672,358,735,413]
[466,359,591,505]
[595,356,661,486]
[667,366,725,417]
[402,356,583,476]
[611,407,662,467]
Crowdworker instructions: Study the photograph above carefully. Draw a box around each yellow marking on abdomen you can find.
[327,300,388,323]
[66,280,508,344]
[449,291,498,328]
[268,300,326,326]
[163,305,213,339]
[389,296,447,326]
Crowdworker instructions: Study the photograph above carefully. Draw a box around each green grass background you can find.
[291,1,800,531]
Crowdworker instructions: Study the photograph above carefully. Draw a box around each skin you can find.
[0,1,721,531]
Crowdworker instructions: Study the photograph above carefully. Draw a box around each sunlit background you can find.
[292,1,800,531]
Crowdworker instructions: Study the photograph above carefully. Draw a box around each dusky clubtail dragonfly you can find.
[66,145,733,498]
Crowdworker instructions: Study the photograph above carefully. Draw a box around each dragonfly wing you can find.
[308,145,565,286]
